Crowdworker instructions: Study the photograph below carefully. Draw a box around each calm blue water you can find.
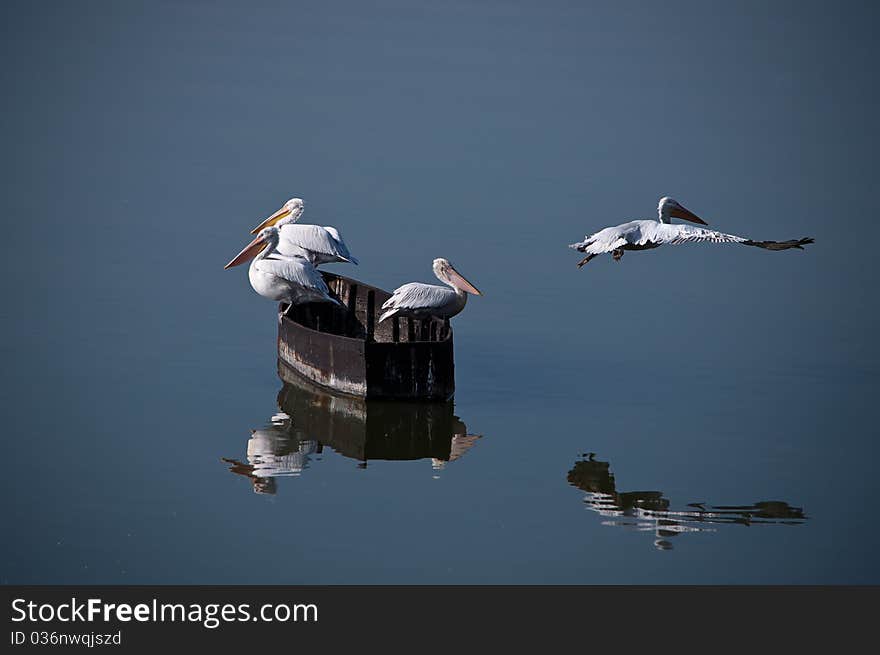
[2,0,878,584]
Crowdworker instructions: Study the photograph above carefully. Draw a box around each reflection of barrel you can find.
[277,360,474,464]
[278,272,455,400]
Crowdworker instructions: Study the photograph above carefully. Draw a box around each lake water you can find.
[2,0,878,584]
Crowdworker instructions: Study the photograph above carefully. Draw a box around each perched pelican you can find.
[379,258,482,322]
[250,197,358,266]
[225,226,341,321]
[570,197,813,267]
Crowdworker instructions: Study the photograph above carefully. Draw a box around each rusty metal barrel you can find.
[277,272,455,400]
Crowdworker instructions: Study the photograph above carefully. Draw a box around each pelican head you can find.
[224,226,279,269]
[250,197,305,234]
[658,196,707,225]
[433,258,482,295]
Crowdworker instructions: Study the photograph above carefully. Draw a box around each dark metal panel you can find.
[365,336,455,401]
[276,273,456,400]
[278,311,367,397]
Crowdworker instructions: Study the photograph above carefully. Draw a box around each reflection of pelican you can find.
[222,363,483,493]
[247,427,318,478]
[379,258,482,322]
[250,197,358,266]
[432,433,482,472]
[222,420,318,495]
[567,454,806,551]
[224,226,341,320]
[569,196,813,267]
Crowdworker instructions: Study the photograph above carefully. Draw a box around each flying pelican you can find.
[569,197,813,267]
[250,197,358,266]
[379,258,482,322]
[225,226,341,321]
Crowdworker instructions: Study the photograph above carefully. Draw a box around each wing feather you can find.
[570,219,812,260]
[322,226,358,264]
[642,223,748,246]
[648,225,813,250]
[569,226,629,254]
[255,255,331,294]
[277,224,357,263]
[382,283,456,311]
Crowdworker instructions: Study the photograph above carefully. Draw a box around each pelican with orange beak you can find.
[250,197,358,266]
[225,226,341,321]
[379,259,482,322]
[570,196,813,267]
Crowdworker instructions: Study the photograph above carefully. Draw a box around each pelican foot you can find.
[612,248,624,261]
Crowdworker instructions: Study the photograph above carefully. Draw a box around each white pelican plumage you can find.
[379,258,482,322]
[224,226,341,321]
[570,197,813,267]
[250,197,358,266]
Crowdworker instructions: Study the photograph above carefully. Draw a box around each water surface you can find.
[2,0,878,584]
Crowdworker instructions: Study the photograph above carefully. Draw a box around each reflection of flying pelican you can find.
[379,258,482,322]
[250,197,358,266]
[567,453,806,551]
[569,196,813,267]
[224,226,341,321]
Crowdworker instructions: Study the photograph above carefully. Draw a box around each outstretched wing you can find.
[381,283,455,312]
[640,223,749,246]
[637,224,813,251]
[278,224,357,263]
[255,255,331,294]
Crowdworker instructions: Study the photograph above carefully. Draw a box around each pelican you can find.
[250,197,358,266]
[224,226,341,321]
[379,258,482,322]
[570,197,813,267]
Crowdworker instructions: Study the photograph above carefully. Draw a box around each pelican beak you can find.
[250,206,291,234]
[448,267,482,296]
[669,204,708,225]
[224,234,267,269]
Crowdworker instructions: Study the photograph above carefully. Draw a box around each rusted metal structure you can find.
[277,272,455,400]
